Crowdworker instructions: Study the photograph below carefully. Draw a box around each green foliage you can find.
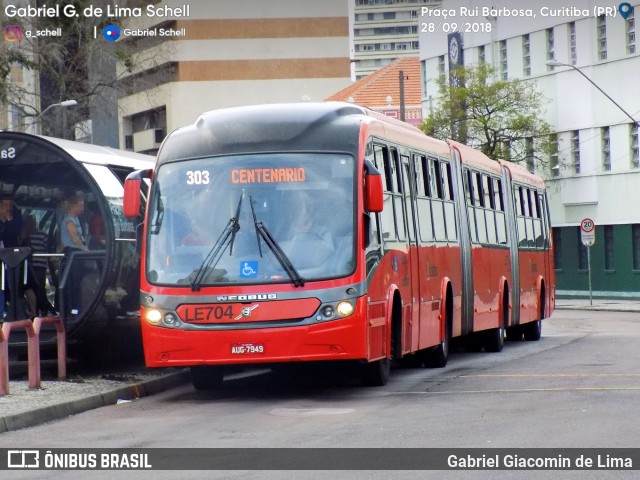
[420,64,553,167]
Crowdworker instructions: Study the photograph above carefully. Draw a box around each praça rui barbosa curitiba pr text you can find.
[420,4,629,34]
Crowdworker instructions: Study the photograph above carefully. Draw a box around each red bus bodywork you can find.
[125,103,555,387]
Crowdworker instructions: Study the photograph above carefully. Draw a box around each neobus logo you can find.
[216,294,278,302]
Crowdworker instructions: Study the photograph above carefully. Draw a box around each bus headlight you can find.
[145,309,162,324]
[336,301,354,317]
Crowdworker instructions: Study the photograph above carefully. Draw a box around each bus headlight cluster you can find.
[316,301,355,321]
[144,308,181,327]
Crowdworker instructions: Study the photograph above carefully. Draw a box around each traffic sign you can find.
[580,218,595,246]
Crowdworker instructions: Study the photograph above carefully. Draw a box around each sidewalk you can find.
[0,367,190,433]
[555,298,640,312]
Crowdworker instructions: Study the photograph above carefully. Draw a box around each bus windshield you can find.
[146,153,356,287]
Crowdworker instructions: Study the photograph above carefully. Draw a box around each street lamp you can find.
[545,60,639,127]
[36,99,78,135]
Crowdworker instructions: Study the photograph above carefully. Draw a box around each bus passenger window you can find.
[374,145,393,192]
[433,160,444,199]
[494,178,505,212]
[464,169,474,206]
[475,172,484,208]
[415,155,428,197]
[445,162,455,200]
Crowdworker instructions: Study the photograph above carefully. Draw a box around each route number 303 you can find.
[186,170,210,185]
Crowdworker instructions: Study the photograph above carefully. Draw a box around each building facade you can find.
[353,0,440,80]
[420,0,640,298]
[327,57,423,125]
[119,0,353,154]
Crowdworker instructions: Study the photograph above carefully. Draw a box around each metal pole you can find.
[399,70,406,122]
[587,246,593,306]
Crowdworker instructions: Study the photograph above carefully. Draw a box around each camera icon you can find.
[4,24,23,42]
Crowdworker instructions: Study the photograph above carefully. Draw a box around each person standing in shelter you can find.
[21,215,51,316]
[60,192,87,252]
[0,195,23,247]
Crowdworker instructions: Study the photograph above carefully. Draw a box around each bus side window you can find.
[374,144,396,242]
[390,148,407,241]
[441,161,457,241]
[374,144,392,192]
[484,175,497,245]
[415,155,434,242]
[495,178,507,244]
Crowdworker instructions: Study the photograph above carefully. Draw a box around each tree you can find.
[421,64,553,169]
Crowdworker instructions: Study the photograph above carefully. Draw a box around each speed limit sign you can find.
[580,218,595,246]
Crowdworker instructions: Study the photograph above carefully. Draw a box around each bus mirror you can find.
[365,173,384,213]
[123,178,142,218]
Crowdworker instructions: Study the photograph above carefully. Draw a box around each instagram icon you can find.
[4,24,22,42]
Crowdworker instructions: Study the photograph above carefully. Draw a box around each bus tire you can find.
[362,357,391,386]
[423,317,450,368]
[483,325,505,352]
[522,320,542,341]
[190,366,224,391]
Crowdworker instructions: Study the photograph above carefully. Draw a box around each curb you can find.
[0,370,190,433]
[556,305,640,313]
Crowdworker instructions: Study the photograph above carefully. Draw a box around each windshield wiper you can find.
[190,192,243,291]
[250,195,304,288]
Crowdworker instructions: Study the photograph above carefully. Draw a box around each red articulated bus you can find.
[124,102,555,390]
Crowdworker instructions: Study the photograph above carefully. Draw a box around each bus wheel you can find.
[483,326,505,352]
[190,366,224,391]
[423,321,450,368]
[362,357,391,386]
[522,320,542,341]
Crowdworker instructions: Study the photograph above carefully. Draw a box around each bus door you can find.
[401,152,421,353]
[391,147,421,354]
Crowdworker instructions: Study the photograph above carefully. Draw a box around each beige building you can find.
[120,0,353,154]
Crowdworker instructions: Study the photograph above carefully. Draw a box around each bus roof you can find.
[156,102,450,164]
[499,159,546,189]
[447,139,503,175]
[42,135,154,169]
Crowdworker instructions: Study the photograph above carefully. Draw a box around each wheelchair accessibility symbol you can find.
[240,261,259,278]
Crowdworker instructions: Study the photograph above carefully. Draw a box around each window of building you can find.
[546,28,555,70]
[553,227,562,269]
[526,137,534,173]
[604,225,615,270]
[500,40,508,80]
[602,126,611,171]
[597,15,607,60]
[438,55,445,78]
[627,10,636,54]
[478,44,486,64]
[633,224,640,269]
[522,34,531,76]
[549,133,559,177]
[571,131,580,173]
[631,124,639,168]
[569,21,577,65]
